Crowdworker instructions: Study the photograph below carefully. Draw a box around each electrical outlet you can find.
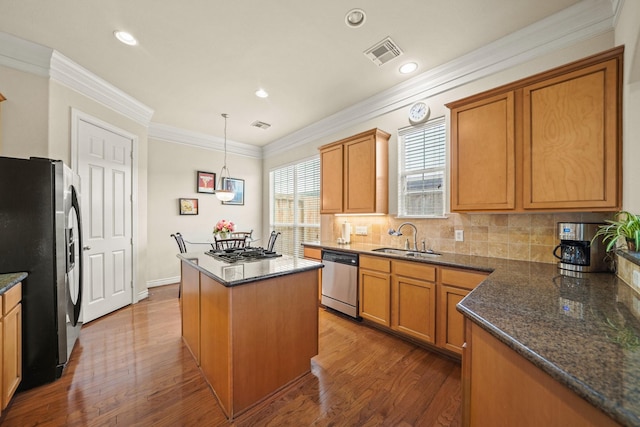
[634,270,640,287]
[455,230,464,242]
[355,226,368,236]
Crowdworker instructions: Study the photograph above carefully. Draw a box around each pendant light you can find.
[215,113,235,202]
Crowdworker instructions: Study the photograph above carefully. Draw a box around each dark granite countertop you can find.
[0,272,27,294]
[303,241,640,427]
[177,252,322,286]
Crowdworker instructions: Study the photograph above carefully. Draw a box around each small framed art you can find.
[197,171,216,194]
[221,178,245,205]
[179,198,198,215]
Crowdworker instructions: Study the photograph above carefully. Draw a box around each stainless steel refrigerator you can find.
[0,156,84,390]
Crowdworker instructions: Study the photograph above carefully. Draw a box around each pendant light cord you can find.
[222,113,229,174]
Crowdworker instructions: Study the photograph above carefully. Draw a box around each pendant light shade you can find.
[215,113,235,202]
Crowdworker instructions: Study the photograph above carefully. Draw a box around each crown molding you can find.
[262,0,618,158]
[149,122,262,159]
[0,32,52,76]
[50,51,154,126]
[0,32,154,126]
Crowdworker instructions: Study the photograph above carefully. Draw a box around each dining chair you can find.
[170,232,187,253]
[213,236,247,250]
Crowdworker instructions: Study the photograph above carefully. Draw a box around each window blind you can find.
[270,157,320,258]
[398,117,446,217]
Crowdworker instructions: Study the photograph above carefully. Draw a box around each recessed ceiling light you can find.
[345,9,366,28]
[255,88,269,98]
[399,62,418,74]
[114,30,138,46]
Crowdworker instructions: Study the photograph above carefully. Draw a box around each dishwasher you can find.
[321,249,359,318]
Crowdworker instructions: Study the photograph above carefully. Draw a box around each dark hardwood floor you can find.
[2,284,461,426]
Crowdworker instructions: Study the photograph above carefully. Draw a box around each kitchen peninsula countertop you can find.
[177,252,322,287]
[0,272,27,294]
[303,241,640,426]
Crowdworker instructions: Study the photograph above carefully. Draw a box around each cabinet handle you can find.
[462,342,467,349]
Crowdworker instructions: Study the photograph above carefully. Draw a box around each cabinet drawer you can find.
[393,261,436,282]
[360,255,391,273]
[303,247,322,260]
[3,283,22,315]
[441,269,487,291]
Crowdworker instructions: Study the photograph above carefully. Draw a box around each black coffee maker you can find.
[553,222,609,273]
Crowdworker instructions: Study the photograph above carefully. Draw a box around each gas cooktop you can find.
[205,247,282,264]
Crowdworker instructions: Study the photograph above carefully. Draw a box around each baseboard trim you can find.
[147,276,180,288]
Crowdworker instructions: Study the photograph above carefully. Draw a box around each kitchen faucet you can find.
[388,222,418,251]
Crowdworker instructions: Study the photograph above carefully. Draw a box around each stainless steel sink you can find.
[372,248,441,257]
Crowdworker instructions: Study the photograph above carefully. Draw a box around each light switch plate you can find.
[455,230,464,242]
[355,226,368,236]
[633,270,640,286]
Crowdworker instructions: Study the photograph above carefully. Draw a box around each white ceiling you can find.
[0,0,586,147]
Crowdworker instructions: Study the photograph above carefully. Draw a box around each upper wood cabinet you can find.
[320,128,390,214]
[450,92,516,211]
[447,46,623,212]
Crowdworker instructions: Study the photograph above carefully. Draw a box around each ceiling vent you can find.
[251,120,271,130]
[364,37,403,66]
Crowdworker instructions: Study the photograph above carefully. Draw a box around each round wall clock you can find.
[408,101,430,125]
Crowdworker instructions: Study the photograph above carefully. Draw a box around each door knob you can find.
[83,246,91,251]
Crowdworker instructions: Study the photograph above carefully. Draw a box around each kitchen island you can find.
[303,241,640,427]
[178,252,322,420]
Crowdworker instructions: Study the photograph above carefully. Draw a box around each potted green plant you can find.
[592,211,640,252]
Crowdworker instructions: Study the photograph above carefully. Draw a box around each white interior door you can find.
[78,119,133,322]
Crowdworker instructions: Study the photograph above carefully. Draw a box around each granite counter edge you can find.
[0,272,27,294]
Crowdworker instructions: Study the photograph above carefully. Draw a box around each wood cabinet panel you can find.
[319,128,390,214]
[523,58,620,210]
[303,246,323,301]
[200,274,231,416]
[466,321,620,426]
[3,303,21,410]
[441,268,487,291]
[392,275,436,344]
[180,260,200,364]
[450,91,516,211]
[359,268,391,326]
[360,255,391,273]
[447,46,622,213]
[393,260,436,282]
[320,144,343,213]
[437,285,467,354]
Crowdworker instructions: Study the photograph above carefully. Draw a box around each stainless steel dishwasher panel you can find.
[321,250,359,318]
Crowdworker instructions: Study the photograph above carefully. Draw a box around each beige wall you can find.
[0,65,49,157]
[263,32,617,263]
[147,138,263,284]
[0,69,150,298]
[616,0,640,213]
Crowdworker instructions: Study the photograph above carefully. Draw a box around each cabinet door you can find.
[523,58,620,210]
[392,275,436,344]
[344,135,384,213]
[180,261,200,364]
[437,285,468,354]
[3,303,21,409]
[359,269,391,326]
[320,144,344,213]
[450,91,516,211]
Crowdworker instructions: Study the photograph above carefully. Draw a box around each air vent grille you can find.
[251,120,271,130]
[364,37,403,66]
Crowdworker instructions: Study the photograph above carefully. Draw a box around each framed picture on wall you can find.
[179,198,198,215]
[221,178,245,205]
[197,171,216,194]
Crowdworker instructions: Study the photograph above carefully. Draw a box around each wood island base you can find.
[181,260,319,420]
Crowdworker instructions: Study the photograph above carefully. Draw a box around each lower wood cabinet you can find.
[359,256,391,326]
[358,255,487,356]
[437,268,488,355]
[303,246,323,302]
[463,320,620,426]
[2,283,22,411]
[392,261,436,344]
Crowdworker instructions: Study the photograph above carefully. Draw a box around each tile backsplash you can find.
[323,212,611,264]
